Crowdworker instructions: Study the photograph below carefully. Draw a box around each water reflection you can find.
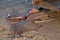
[0,0,32,8]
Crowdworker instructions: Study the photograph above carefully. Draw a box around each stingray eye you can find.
[7,14,10,18]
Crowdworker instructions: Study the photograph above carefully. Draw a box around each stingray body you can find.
[7,7,48,35]
[10,21,40,35]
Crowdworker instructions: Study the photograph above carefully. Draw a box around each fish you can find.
[10,20,41,35]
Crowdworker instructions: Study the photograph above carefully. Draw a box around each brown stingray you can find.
[10,21,41,35]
